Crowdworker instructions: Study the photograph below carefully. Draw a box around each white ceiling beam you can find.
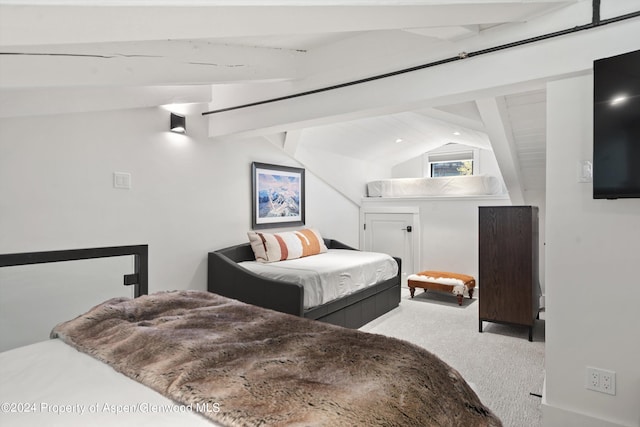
[0,1,580,90]
[0,42,301,88]
[415,107,486,133]
[263,130,302,157]
[205,17,639,139]
[264,132,286,149]
[0,3,574,46]
[403,25,480,40]
[283,130,302,157]
[0,85,211,118]
[0,0,575,4]
[476,96,524,205]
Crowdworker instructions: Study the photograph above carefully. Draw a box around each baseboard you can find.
[542,399,633,427]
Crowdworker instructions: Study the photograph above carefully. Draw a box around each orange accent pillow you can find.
[247,229,328,263]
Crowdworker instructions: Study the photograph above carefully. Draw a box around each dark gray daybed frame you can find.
[207,239,401,329]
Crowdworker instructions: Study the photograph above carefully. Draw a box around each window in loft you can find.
[431,160,473,177]
[426,149,475,177]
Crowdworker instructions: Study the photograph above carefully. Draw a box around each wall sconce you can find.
[170,113,186,134]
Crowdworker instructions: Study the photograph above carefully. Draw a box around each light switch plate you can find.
[578,160,593,183]
[113,172,131,189]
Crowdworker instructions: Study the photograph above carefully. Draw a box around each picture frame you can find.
[251,162,305,230]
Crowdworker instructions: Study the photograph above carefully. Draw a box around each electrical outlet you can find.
[586,367,616,395]
[589,369,599,389]
[600,370,616,395]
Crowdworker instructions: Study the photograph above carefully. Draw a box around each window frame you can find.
[424,148,479,178]
[430,159,474,177]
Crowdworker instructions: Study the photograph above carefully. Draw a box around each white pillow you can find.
[247,228,328,263]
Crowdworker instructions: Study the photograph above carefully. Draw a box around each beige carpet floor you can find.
[360,287,545,427]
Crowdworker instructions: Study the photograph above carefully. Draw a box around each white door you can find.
[363,212,416,285]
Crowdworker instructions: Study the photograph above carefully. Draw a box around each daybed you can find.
[208,237,401,329]
[0,246,503,427]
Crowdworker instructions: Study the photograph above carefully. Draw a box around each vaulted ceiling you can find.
[3,0,634,201]
[0,1,577,89]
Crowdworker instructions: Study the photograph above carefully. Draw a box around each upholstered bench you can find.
[407,270,475,306]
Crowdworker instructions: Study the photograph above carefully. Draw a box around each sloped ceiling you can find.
[0,0,591,198]
[298,110,492,166]
[504,89,547,192]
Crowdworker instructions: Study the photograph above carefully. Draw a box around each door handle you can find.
[402,226,412,232]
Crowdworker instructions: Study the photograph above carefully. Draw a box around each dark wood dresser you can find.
[478,206,540,341]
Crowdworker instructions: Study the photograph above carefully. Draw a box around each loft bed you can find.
[0,244,502,427]
[367,174,503,198]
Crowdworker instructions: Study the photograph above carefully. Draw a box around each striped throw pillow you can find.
[247,229,328,263]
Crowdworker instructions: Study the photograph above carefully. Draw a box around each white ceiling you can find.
[504,89,547,191]
[0,0,593,194]
[0,1,578,87]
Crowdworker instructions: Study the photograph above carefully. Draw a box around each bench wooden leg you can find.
[457,294,463,306]
[409,287,416,298]
[469,288,474,299]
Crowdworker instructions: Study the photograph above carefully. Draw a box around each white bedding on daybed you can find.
[367,175,502,197]
[0,339,219,427]
[238,249,398,309]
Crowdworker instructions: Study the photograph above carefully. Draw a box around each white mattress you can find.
[239,249,398,309]
[0,340,219,427]
[367,175,502,197]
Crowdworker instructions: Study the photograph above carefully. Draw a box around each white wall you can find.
[524,188,547,300]
[543,75,640,427]
[391,155,423,178]
[361,196,511,281]
[0,105,359,295]
[294,144,368,204]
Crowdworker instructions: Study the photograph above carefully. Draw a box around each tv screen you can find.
[593,49,640,199]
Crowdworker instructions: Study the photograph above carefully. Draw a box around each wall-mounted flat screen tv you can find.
[593,49,640,199]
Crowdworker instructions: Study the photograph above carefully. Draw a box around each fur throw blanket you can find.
[51,290,502,427]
